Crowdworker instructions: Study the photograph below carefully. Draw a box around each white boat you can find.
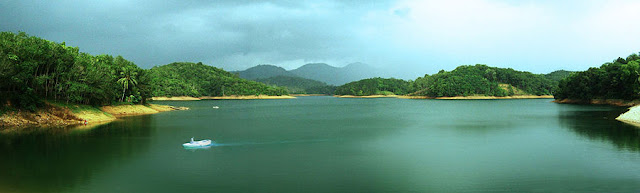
[212,106,219,109]
[183,138,213,148]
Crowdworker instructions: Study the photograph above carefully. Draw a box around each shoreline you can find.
[152,95,296,100]
[334,95,554,99]
[0,103,185,129]
[432,95,554,100]
[150,96,201,101]
[290,94,330,97]
[334,95,399,98]
[553,99,640,107]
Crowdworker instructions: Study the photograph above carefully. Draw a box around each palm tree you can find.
[117,67,137,102]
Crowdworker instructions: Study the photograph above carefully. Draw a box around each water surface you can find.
[1,97,639,192]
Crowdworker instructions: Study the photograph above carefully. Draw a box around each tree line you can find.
[555,53,640,100]
[254,76,336,95]
[334,78,412,96]
[147,62,288,97]
[412,64,556,97]
[0,31,150,110]
[0,32,287,111]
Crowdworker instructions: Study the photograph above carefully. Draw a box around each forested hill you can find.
[254,76,336,95]
[555,53,640,100]
[0,31,151,110]
[412,64,555,97]
[289,63,380,85]
[147,62,288,97]
[334,78,412,96]
[234,64,297,80]
[544,70,573,83]
[0,31,289,111]
[235,62,381,86]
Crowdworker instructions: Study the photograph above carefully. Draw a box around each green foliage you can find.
[0,31,149,110]
[147,62,288,97]
[555,53,640,100]
[235,64,297,80]
[334,78,412,96]
[412,64,554,97]
[544,70,574,83]
[255,76,336,94]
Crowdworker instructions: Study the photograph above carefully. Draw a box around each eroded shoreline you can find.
[0,103,185,129]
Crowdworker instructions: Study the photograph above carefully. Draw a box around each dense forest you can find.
[412,64,555,97]
[334,78,412,96]
[0,32,289,111]
[0,31,150,111]
[544,70,574,83]
[148,62,288,97]
[254,76,336,94]
[555,53,640,100]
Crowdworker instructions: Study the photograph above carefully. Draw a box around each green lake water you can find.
[1,97,639,192]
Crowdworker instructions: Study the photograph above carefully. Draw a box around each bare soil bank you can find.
[0,104,183,128]
[553,99,640,107]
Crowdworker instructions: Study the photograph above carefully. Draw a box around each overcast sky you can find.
[2,0,640,79]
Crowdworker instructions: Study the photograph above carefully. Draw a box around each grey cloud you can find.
[3,0,636,80]
[0,0,380,72]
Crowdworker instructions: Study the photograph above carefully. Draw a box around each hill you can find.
[544,70,574,83]
[147,62,288,97]
[234,62,381,86]
[412,64,555,97]
[555,53,640,101]
[290,63,380,85]
[234,64,297,80]
[334,78,412,96]
[254,76,336,94]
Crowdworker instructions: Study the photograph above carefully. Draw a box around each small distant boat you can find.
[183,137,213,148]
[212,106,219,109]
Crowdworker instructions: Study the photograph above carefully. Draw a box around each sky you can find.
[1,0,640,79]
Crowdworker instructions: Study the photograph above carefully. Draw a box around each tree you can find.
[117,67,138,102]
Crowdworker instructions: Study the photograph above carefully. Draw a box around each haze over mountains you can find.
[235,62,383,85]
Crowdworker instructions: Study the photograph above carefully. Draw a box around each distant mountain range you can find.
[234,62,382,85]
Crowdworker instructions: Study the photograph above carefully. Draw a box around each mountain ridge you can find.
[235,62,382,85]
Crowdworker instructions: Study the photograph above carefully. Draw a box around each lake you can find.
[1,97,639,192]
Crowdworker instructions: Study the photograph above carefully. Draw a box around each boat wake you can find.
[205,139,331,147]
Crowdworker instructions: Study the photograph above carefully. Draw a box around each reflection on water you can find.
[559,105,640,152]
[1,98,639,193]
[0,116,154,193]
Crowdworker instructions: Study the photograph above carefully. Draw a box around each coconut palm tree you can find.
[117,67,137,102]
